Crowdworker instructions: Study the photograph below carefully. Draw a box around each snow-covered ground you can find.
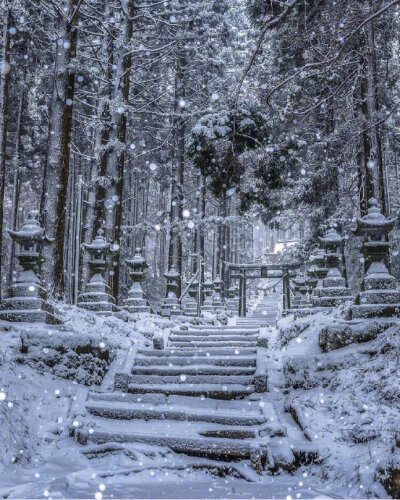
[0,302,398,498]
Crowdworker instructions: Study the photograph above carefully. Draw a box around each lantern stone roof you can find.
[83,229,110,252]
[319,225,342,247]
[8,210,54,244]
[164,266,180,279]
[127,248,148,268]
[353,198,396,235]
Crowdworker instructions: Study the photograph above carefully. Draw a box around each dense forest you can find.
[1,0,400,300]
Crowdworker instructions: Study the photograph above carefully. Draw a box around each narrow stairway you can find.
[237,283,282,328]
[71,316,318,473]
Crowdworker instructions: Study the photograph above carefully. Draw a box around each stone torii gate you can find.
[225,262,302,316]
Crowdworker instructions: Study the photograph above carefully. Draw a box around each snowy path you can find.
[0,292,360,499]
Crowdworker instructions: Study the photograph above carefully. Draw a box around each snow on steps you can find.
[71,323,319,472]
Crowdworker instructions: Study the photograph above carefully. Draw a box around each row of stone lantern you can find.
[289,198,400,319]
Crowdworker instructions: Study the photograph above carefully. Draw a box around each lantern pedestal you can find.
[351,199,400,319]
[0,210,62,325]
[123,248,151,314]
[78,229,119,315]
[124,282,151,314]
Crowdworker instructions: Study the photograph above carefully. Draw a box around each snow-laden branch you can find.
[234,0,302,107]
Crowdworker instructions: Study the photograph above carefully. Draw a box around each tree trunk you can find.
[365,7,387,214]
[104,0,134,301]
[168,54,186,295]
[42,0,80,298]
[0,0,11,299]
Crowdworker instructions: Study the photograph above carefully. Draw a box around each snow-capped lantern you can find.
[213,276,223,298]
[0,210,62,324]
[84,229,111,269]
[312,225,353,308]
[351,198,400,318]
[10,209,54,270]
[78,229,119,315]
[164,266,180,298]
[201,273,216,315]
[212,276,226,315]
[161,266,182,317]
[182,276,198,318]
[226,283,239,314]
[352,198,396,274]
[123,248,150,314]
[126,247,148,282]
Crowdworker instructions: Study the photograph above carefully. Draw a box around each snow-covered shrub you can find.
[278,316,311,347]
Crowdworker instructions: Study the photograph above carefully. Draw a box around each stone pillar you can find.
[312,226,353,307]
[161,266,182,317]
[351,198,400,318]
[123,248,151,314]
[0,210,62,324]
[78,229,119,315]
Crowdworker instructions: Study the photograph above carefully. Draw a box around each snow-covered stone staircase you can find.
[237,285,282,328]
[71,320,319,472]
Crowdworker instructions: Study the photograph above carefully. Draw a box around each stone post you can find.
[123,248,151,314]
[161,266,182,317]
[351,198,400,318]
[0,210,62,324]
[78,229,119,315]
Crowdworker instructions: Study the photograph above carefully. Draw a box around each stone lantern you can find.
[226,283,239,313]
[78,229,119,315]
[291,273,310,309]
[0,210,62,324]
[312,225,353,307]
[123,248,150,314]
[212,276,226,313]
[183,276,198,317]
[201,274,215,314]
[161,266,182,317]
[351,198,400,318]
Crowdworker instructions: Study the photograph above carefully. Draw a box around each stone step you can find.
[184,326,260,333]
[138,348,257,356]
[172,329,260,336]
[85,400,265,425]
[134,355,256,367]
[127,374,255,385]
[169,341,257,348]
[127,383,254,399]
[169,334,258,342]
[77,425,262,461]
[131,365,255,375]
